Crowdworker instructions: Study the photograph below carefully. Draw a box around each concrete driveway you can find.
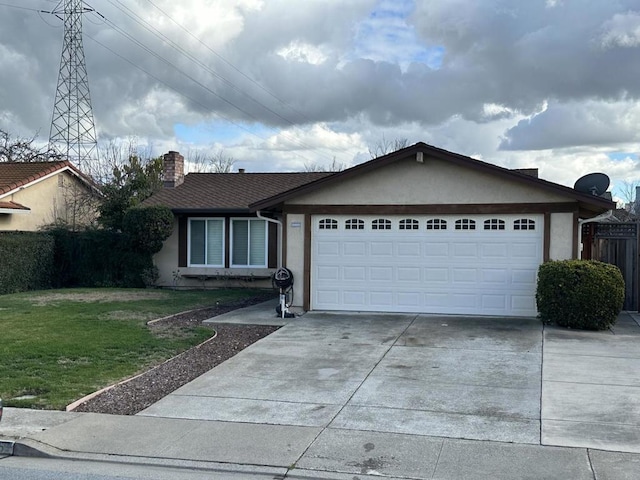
[139,307,638,455]
[13,306,640,478]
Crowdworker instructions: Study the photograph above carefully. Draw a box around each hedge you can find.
[0,232,54,294]
[536,260,625,330]
[48,227,154,288]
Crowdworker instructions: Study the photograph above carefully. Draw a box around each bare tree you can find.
[303,157,346,172]
[617,180,640,214]
[368,135,410,159]
[0,129,62,162]
[93,137,155,184]
[186,148,236,173]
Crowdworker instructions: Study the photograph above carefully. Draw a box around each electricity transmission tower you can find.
[48,0,98,169]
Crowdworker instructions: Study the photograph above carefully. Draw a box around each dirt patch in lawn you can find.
[30,290,170,306]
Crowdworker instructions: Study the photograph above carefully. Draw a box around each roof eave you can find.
[249,142,618,211]
[171,208,252,215]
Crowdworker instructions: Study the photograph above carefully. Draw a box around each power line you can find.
[0,2,52,13]
[101,0,344,163]
[4,1,358,167]
[143,0,315,126]
[84,32,276,145]
[84,32,341,168]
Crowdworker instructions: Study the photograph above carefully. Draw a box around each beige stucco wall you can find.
[0,172,97,231]
[154,218,181,286]
[284,213,306,311]
[289,156,569,205]
[550,212,575,260]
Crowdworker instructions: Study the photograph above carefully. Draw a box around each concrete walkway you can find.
[2,305,640,479]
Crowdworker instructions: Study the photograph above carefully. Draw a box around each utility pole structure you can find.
[48,0,98,169]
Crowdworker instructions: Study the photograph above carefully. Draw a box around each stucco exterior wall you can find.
[284,213,306,311]
[154,218,180,286]
[0,172,97,231]
[550,212,575,260]
[289,157,569,205]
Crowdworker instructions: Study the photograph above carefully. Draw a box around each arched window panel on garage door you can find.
[372,218,392,230]
[319,218,338,230]
[399,218,419,230]
[455,219,476,230]
[345,218,364,230]
[514,218,536,230]
[484,219,506,230]
[426,219,447,230]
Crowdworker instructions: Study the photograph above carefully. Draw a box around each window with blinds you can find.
[231,219,267,267]
[189,219,224,266]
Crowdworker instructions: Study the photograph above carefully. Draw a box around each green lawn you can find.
[0,288,268,410]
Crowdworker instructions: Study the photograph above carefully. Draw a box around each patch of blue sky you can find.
[174,120,272,145]
[350,0,444,71]
[608,151,637,161]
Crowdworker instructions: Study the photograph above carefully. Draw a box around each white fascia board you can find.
[0,208,30,214]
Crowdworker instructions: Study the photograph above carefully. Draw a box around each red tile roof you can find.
[0,200,29,211]
[142,172,333,211]
[0,161,72,196]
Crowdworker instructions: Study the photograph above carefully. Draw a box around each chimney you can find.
[163,151,184,188]
[238,168,245,174]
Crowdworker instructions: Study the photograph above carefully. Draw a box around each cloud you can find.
[600,11,640,48]
[0,0,640,195]
[500,100,640,150]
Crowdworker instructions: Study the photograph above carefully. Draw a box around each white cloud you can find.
[277,41,329,65]
[600,11,640,48]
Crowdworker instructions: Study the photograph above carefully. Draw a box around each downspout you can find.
[256,210,283,269]
[577,210,615,258]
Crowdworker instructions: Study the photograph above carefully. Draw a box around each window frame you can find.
[372,218,392,230]
[514,218,536,231]
[455,219,476,230]
[187,217,225,267]
[345,218,365,230]
[230,217,268,268]
[484,219,506,231]
[426,218,447,230]
[399,218,419,230]
[319,218,338,230]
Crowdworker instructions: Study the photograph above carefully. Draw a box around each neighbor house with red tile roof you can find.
[0,161,99,231]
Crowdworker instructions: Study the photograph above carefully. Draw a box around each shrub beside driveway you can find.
[0,288,269,410]
[536,260,624,330]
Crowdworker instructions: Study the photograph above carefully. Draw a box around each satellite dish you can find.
[574,173,610,196]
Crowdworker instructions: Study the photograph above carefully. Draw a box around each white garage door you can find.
[311,214,543,316]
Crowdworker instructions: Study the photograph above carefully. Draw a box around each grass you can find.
[0,287,268,410]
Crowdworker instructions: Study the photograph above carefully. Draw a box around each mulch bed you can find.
[72,294,280,415]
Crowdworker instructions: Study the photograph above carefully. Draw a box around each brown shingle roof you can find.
[0,161,72,196]
[142,172,333,212]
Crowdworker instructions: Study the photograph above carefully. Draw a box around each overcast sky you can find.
[1,0,640,201]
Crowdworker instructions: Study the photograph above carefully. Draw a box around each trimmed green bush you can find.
[0,232,54,294]
[122,205,173,254]
[536,260,624,330]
